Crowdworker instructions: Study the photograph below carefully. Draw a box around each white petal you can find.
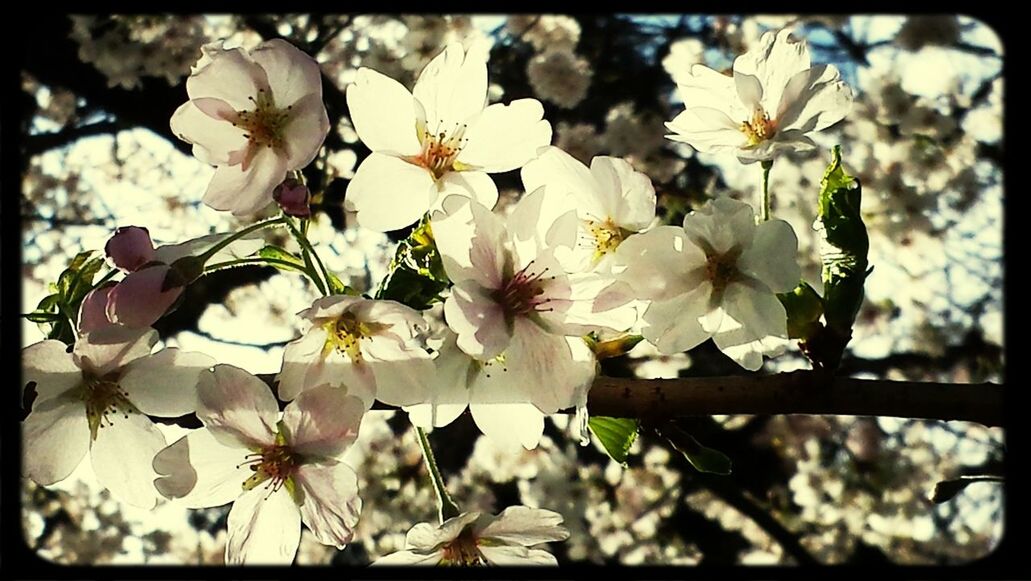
[477,505,570,545]
[673,64,742,114]
[249,38,323,109]
[734,72,764,108]
[281,385,364,459]
[480,545,558,565]
[119,348,214,417]
[458,99,552,173]
[413,40,489,128]
[470,400,545,450]
[22,340,80,405]
[738,219,801,293]
[197,364,278,450]
[295,461,362,548]
[280,92,330,170]
[590,156,656,231]
[366,350,436,408]
[346,68,421,157]
[733,28,810,114]
[407,512,481,550]
[683,196,756,255]
[642,287,714,355]
[712,323,789,372]
[345,153,436,232]
[203,146,287,217]
[444,281,510,360]
[521,146,602,216]
[496,320,596,414]
[91,409,167,508]
[23,395,89,486]
[720,283,789,344]
[372,550,443,565]
[776,64,853,133]
[160,429,252,508]
[665,108,744,152]
[186,46,269,111]
[432,196,507,289]
[226,486,301,565]
[404,334,472,429]
[152,231,265,265]
[276,328,329,402]
[152,435,197,500]
[436,170,499,211]
[74,326,158,378]
[611,226,707,301]
[170,100,248,165]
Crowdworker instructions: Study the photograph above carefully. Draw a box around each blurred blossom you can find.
[555,121,604,164]
[507,15,582,52]
[895,16,961,51]
[527,48,592,109]
[662,38,706,81]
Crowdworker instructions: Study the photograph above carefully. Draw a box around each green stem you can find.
[414,425,461,524]
[204,257,309,274]
[760,159,773,222]
[196,216,286,264]
[284,217,332,296]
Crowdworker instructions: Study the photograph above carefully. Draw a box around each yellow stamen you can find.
[739,106,777,147]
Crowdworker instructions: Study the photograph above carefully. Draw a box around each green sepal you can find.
[375,215,451,309]
[588,416,639,466]
[778,281,824,340]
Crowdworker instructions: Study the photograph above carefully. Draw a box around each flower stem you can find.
[196,216,285,264]
[203,256,309,274]
[760,159,773,221]
[414,425,461,524]
[283,217,332,296]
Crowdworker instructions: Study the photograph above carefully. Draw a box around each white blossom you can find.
[527,48,592,109]
[666,28,853,163]
[170,39,330,216]
[609,197,801,370]
[373,506,569,565]
[345,40,552,232]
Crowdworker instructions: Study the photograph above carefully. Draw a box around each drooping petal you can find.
[186,45,269,111]
[371,549,444,565]
[458,99,552,173]
[444,281,511,361]
[249,38,323,108]
[90,409,167,509]
[282,385,364,460]
[346,68,421,157]
[345,152,436,232]
[154,429,252,508]
[196,364,278,450]
[295,461,362,549]
[170,100,248,165]
[22,340,81,405]
[22,394,90,486]
[712,318,790,372]
[469,399,545,450]
[203,145,288,217]
[226,486,301,565]
[476,505,570,545]
[436,170,499,211]
[280,92,331,170]
[737,218,801,293]
[480,545,559,565]
[73,326,158,378]
[412,40,490,129]
[404,333,472,429]
[119,348,214,417]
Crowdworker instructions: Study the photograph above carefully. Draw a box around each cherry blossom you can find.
[276,295,435,408]
[430,191,597,418]
[170,39,330,216]
[610,197,801,370]
[152,365,364,565]
[666,28,853,163]
[21,326,214,508]
[345,40,552,232]
[373,505,569,566]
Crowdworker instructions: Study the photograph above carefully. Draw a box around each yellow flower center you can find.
[238,428,304,504]
[739,106,777,147]
[81,374,137,441]
[583,217,628,262]
[410,120,469,180]
[321,314,386,363]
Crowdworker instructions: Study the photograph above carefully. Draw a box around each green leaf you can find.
[66,257,106,304]
[35,293,62,313]
[22,312,64,323]
[326,271,356,295]
[56,250,96,296]
[588,416,638,465]
[258,245,307,269]
[376,216,451,309]
[778,281,824,340]
[666,428,732,475]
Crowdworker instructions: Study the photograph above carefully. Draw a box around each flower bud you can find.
[105,226,156,272]
[273,179,311,218]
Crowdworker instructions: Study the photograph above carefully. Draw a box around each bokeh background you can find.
[19,14,1003,565]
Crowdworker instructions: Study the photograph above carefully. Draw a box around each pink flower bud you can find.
[105,226,156,272]
[77,283,117,334]
[273,179,311,218]
[105,265,183,328]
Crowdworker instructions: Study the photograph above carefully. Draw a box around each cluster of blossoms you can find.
[22,25,853,565]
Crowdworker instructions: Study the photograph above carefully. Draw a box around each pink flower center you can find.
[411,121,468,180]
[493,261,554,319]
[81,374,137,441]
[440,528,487,566]
[740,106,777,147]
[239,441,300,496]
